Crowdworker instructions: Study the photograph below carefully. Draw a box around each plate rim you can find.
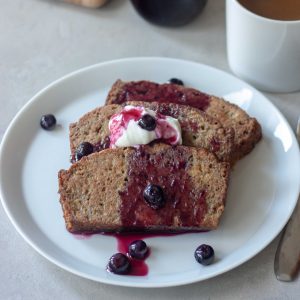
[0,57,300,288]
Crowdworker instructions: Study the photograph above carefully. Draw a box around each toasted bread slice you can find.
[69,102,235,163]
[106,80,262,162]
[58,143,230,233]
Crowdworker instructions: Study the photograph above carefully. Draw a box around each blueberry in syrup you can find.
[194,244,214,266]
[143,184,165,209]
[138,114,156,131]
[168,78,184,86]
[74,142,94,162]
[107,253,131,275]
[40,114,56,130]
[128,240,149,259]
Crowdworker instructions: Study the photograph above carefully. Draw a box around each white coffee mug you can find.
[226,0,300,93]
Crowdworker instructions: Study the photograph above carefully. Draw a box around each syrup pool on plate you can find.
[74,232,188,276]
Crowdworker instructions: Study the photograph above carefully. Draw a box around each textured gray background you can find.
[0,1,300,299]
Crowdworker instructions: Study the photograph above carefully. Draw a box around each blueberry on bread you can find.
[58,143,230,233]
[105,80,262,162]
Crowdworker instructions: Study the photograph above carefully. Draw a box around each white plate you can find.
[0,57,299,288]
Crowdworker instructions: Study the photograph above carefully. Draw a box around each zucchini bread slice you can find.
[58,143,230,233]
[105,80,262,162]
[69,101,235,164]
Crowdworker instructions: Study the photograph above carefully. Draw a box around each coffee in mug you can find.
[238,0,300,21]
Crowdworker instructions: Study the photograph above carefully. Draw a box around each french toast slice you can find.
[58,144,230,233]
[69,102,235,163]
[105,80,262,162]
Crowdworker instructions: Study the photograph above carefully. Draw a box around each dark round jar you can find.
[131,0,208,27]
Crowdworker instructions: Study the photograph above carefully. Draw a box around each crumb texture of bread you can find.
[206,96,262,161]
[58,149,128,232]
[69,104,121,154]
[58,144,230,233]
[105,80,262,162]
[69,101,235,163]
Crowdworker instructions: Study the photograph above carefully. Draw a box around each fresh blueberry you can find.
[40,114,56,130]
[138,114,156,131]
[128,240,149,259]
[194,244,214,266]
[107,253,131,275]
[74,142,94,162]
[168,78,184,86]
[143,184,165,209]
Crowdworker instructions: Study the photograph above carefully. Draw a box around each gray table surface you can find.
[1,0,299,299]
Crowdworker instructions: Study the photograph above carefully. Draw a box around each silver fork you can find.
[274,117,300,281]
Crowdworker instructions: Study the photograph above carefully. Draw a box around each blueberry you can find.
[74,142,94,162]
[138,114,156,131]
[129,240,149,259]
[194,244,214,266]
[143,184,165,209]
[40,114,56,130]
[168,78,184,86]
[107,253,131,275]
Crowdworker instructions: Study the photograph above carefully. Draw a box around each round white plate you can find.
[0,57,299,288]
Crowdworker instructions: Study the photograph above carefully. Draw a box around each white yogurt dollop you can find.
[115,118,157,147]
[108,105,182,148]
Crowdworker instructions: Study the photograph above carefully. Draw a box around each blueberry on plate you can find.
[128,240,149,259]
[138,114,156,131]
[74,142,94,162]
[107,253,131,275]
[194,244,214,266]
[168,78,184,86]
[40,114,56,130]
[143,184,165,209]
